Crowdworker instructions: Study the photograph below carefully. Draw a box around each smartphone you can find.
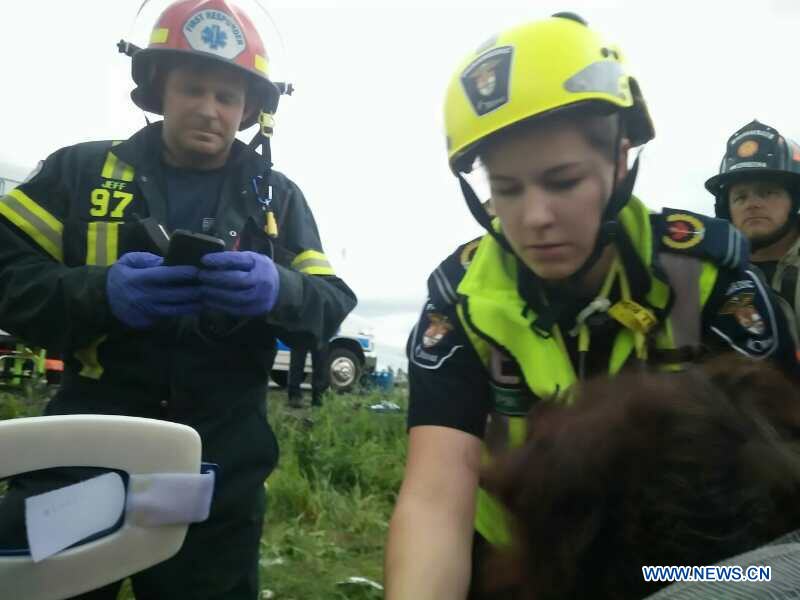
[164,230,226,267]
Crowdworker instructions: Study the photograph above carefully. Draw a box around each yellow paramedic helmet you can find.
[444,12,654,172]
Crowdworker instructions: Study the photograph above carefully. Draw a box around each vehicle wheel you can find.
[328,348,362,393]
[270,370,288,387]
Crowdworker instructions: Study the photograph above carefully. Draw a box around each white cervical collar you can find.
[0,415,214,600]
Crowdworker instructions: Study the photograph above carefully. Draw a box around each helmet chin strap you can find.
[457,135,640,262]
[457,172,515,253]
[456,119,643,334]
[521,155,642,335]
[561,153,641,284]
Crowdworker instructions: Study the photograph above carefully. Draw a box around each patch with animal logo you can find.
[710,271,781,359]
[423,313,453,348]
[719,292,765,335]
[460,46,513,116]
[409,304,464,370]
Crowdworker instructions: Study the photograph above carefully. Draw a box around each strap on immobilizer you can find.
[0,415,214,600]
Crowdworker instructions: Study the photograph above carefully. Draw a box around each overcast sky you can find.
[2,0,799,367]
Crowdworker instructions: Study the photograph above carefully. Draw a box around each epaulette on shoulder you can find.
[651,208,749,271]
[427,236,483,309]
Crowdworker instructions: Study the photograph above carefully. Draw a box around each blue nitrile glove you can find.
[198,251,280,317]
[107,252,202,329]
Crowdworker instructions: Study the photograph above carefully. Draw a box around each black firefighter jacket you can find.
[0,123,356,470]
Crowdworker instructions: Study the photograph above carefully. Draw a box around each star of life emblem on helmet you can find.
[183,9,246,60]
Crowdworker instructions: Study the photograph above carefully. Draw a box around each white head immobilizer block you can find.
[0,415,211,600]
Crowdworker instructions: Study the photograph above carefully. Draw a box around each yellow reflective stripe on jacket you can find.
[101,150,135,182]
[291,249,335,275]
[74,335,107,380]
[0,189,64,261]
[86,222,120,266]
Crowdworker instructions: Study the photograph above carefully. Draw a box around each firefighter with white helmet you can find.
[385,13,798,598]
[0,1,355,597]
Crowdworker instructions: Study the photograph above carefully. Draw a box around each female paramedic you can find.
[384,12,798,600]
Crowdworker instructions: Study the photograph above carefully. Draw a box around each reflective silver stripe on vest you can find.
[101,150,135,182]
[86,222,120,266]
[0,190,64,261]
[660,254,702,349]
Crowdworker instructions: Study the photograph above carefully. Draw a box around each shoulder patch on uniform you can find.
[408,303,464,370]
[427,236,483,309]
[710,269,779,358]
[719,292,765,335]
[652,208,749,270]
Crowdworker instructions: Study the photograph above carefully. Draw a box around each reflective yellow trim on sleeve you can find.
[0,189,64,261]
[107,222,120,264]
[101,151,135,182]
[291,249,335,276]
[101,152,118,179]
[299,264,336,275]
[150,28,169,44]
[293,250,326,263]
[74,335,107,380]
[87,222,120,266]
[300,266,336,275]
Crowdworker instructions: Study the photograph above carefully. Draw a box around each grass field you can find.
[0,385,408,599]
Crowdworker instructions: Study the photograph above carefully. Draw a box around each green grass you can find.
[261,389,406,599]
[0,386,408,599]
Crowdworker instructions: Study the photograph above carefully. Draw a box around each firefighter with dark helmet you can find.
[0,0,355,597]
[706,119,800,335]
[385,14,798,599]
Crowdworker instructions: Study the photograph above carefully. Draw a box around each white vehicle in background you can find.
[270,314,377,393]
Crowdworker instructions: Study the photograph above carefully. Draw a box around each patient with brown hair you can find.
[481,354,800,600]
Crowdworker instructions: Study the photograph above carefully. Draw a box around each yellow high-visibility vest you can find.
[455,196,719,545]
